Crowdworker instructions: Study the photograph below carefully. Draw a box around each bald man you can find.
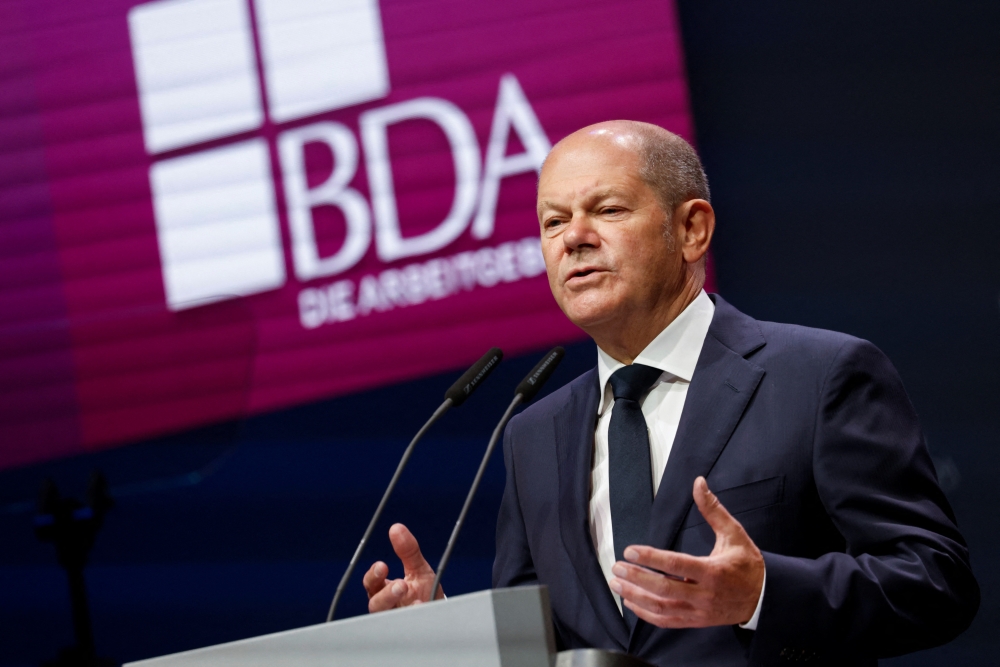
[364,122,978,666]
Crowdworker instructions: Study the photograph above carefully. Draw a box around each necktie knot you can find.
[609,363,662,403]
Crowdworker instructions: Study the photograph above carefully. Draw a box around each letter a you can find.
[472,74,552,239]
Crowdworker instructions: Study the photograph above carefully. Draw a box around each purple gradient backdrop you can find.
[0,0,703,469]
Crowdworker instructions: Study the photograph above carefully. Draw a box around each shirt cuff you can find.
[738,566,766,631]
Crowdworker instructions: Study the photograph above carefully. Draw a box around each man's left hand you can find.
[609,476,765,628]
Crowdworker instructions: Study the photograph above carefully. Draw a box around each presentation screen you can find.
[0,0,698,469]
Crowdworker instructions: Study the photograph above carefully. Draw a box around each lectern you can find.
[124,586,654,667]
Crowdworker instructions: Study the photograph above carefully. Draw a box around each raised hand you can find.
[362,523,444,612]
[609,476,765,628]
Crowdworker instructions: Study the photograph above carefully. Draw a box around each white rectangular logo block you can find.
[255,0,390,122]
[129,0,263,153]
[130,0,393,310]
[150,139,286,310]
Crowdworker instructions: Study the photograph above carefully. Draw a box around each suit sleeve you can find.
[492,416,540,589]
[749,338,979,664]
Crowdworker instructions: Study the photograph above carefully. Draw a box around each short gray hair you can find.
[628,122,711,214]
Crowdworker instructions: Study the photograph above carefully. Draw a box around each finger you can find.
[622,597,677,628]
[362,561,389,598]
[368,578,408,613]
[622,545,707,582]
[610,575,696,619]
[612,561,703,601]
[388,523,433,575]
[623,597,703,630]
[692,477,742,538]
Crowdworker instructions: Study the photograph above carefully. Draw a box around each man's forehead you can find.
[539,141,641,194]
[549,129,639,163]
[566,121,645,146]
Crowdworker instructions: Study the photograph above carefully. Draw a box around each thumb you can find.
[692,477,741,540]
[388,523,433,575]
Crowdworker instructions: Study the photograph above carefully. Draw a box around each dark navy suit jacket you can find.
[493,295,978,666]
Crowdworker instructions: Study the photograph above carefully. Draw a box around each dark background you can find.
[1,1,998,664]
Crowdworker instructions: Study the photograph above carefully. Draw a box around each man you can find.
[363,121,979,665]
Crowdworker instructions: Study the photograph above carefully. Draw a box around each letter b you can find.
[279,121,372,281]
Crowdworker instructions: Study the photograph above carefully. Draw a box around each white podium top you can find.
[125,586,556,667]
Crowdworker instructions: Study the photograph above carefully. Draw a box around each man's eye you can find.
[545,218,565,228]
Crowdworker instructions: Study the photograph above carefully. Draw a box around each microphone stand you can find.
[327,398,452,622]
[429,394,522,602]
[430,346,564,601]
[326,346,503,621]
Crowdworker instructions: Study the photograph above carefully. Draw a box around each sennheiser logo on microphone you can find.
[464,355,500,395]
[527,352,558,385]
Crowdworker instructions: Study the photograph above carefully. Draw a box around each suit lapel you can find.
[644,335,765,552]
[630,295,766,652]
[554,369,630,649]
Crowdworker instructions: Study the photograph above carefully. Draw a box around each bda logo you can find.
[129,0,551,325]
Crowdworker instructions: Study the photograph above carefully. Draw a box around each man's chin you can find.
[561,306,619,334]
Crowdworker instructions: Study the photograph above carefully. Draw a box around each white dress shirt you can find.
[588,289,764,630]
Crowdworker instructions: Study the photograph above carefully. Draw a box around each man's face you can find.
[537,134,683,332]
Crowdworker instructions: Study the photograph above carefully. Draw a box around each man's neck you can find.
[590,276,704,365]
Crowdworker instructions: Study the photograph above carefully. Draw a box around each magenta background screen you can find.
[0,0,704,470]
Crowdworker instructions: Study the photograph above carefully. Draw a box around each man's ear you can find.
[677,199,715,265]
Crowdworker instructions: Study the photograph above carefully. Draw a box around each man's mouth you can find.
[566,267,604,284]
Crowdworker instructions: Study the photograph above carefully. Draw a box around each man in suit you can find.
[363,121,979,665]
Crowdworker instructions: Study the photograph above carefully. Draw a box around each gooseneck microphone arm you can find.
[430,346,565,602]
[326,398,451,622]
[326,347,503,622]
[428,394,520,602]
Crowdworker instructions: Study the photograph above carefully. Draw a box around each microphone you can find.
[445,347,504,406]
[326,347,503,622]
[429,346,565,601]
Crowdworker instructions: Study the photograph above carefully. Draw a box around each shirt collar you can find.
[595,289,716,416]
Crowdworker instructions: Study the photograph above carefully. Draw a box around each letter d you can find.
[360,98,481,263]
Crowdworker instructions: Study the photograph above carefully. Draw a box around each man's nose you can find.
[562,213,599,251]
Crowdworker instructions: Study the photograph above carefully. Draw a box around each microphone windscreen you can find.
[515,347,565,402]
[444,347,503,406]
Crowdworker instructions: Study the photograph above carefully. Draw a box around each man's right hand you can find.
[363,523,444,612]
